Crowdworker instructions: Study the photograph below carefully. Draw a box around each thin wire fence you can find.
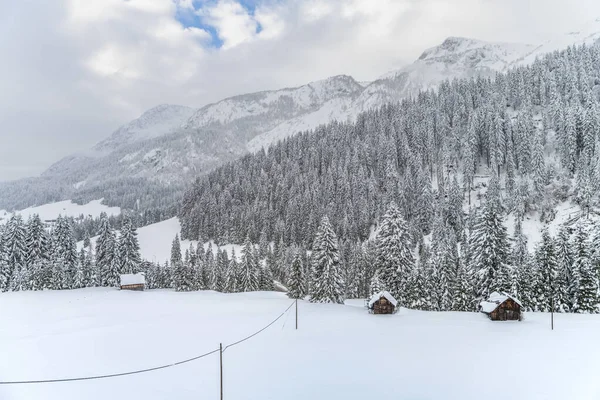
[223,301,295,353]
[0,300,297,385]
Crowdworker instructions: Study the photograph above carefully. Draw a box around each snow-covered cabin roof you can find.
[120,273,145,286]
[479,291,522,313]
[368,291,398,308]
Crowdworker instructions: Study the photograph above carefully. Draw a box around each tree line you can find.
[0,212,142,291]
[179,43,600,249]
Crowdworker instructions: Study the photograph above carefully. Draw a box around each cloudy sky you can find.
[0,0,599,181]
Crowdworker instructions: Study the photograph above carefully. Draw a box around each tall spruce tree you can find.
[224,249,238,293]
[170,234,182,266]
[555,226,573,311]
[533,229,559,312]
[470,178,511,300]
[571,224,598,313]
[373,203,415,304]
[239,237,259,292]
[117,216,141,274]
[52,216,78,289]
[25,214,50,268]
[3,215,27,291]
[287,251,305,299]
[96,213,119,287]
[310,216,344,304]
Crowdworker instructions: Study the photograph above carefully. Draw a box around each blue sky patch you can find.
[175,0,262,48]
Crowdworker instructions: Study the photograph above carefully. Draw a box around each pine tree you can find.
[117,216,141,274]
[429,215,458,311]
[173,259,192,291]
[0,250,8,292]
[73,253,86,289]
[571,224,598,313]
[96,213,118,287]
[258,229,269,258]
[533,229,559,312]
[471,179,511,300]
[514,254,535,311]
[202,243,214,289]
[25,214,50,268]
[30,257,50,291]
[3,215,27,290]
[239,237,259,292]
[454,259,476,311]
[52,216,78,289]
[224,249,238,293]
[531,130,546,199]
[555,226,573,311]
[369,269,384,296]
[170,234,182,266]
[215,249,228,292]
[373,203,415,304]
[310,216,344,304]
[287,251,305,299]
[258,247,275,292]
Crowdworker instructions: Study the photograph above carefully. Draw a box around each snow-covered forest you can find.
[3,43,600,313]
[174,43,600,312]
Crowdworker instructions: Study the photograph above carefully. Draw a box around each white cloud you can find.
[1,0,600,180]
[255,7,286,40]
[200,0,259,49]
[301,0,335,22]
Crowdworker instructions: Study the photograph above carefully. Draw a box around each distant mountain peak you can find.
[93,104,194,152]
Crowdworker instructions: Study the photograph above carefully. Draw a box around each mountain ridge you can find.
[2,22,600,212]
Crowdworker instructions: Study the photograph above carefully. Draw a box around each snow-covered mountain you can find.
[517,17,600,65]
[379,36,535,84]
[2,24,600,212]
[94,104,195,153]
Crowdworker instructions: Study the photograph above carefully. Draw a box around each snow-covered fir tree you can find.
[239,237,259,292]
[224,249,238,293]
[2,215,27,291]
[571,224,599,313]
[287,251,305,299]
[170,234,182,266]
[310,216,344,304]
[25,214,50,271]
[117,216,141,274]
[470,177,512,300]
[52,216,78,289]
[95,213,119,287]
[533,229,559,312]
[554,226,573,312]
[373,203,414,305]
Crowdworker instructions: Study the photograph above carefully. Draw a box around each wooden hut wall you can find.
[490,299,521,321]
[373,298,395,314]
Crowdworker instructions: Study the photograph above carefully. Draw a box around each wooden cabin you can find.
[120,273,146,291]
[480,292,522,321]
[368,291,398,314]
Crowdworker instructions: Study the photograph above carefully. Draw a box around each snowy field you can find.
[0,199,120,224]
[1,289,599,400]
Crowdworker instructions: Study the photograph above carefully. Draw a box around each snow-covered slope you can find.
[0,199,120,224]
[79,217,243,265]
[94,105,195,152]
[1,289,599,400]
[518,18,600,65]
[183,75,361,129]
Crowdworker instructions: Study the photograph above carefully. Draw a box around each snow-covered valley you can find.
[0,288,598,400]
